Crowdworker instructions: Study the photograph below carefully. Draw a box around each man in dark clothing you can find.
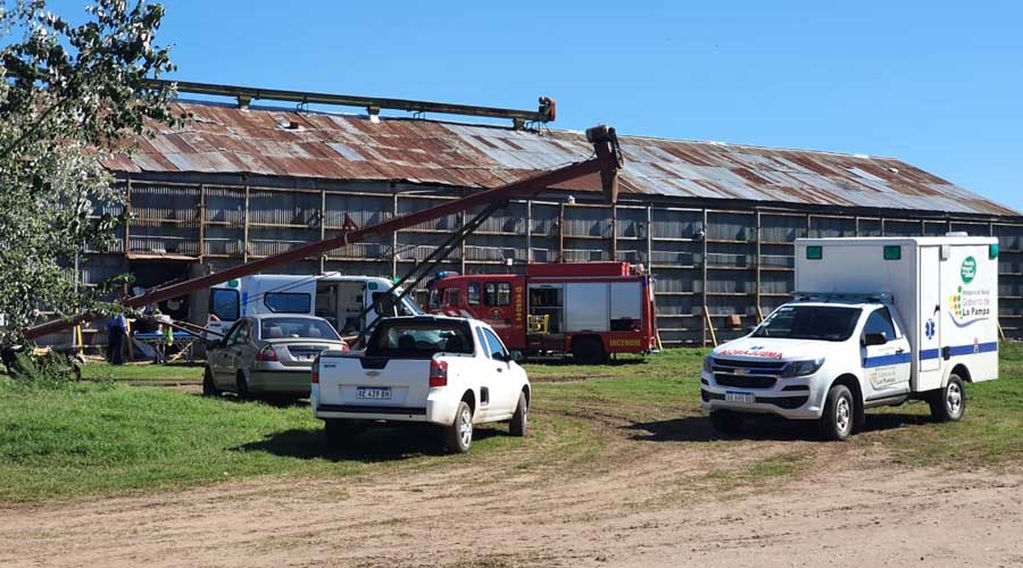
[106,313,127,365]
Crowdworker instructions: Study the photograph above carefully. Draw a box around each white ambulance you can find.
[206,273,422,339]
[701,234,999,440]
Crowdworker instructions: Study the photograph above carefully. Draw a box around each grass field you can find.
[0,345,1020,503]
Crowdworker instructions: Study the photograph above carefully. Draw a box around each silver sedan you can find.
[203,315,348,398]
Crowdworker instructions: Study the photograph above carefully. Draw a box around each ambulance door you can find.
[861,306,911,398]
[916,246,943,391]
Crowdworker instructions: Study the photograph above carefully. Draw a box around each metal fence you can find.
[80,177,1023,346]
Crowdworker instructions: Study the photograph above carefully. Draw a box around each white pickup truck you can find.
[311,315,531,453]
[702,235,999,440]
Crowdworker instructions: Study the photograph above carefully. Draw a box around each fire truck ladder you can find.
[24,126,623,341]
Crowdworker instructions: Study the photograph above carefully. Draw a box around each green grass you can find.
[79,362,204,383]
[1,344,1021,503]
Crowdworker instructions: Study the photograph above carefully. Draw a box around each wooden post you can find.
[755,209,762,322]
[704,305,718,347]
[557,202,566,262]
[611,203,618,261]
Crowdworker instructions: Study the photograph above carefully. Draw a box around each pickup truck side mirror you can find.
[862,332,887,347]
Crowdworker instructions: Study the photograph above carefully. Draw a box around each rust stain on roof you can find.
[104,101,1019,217]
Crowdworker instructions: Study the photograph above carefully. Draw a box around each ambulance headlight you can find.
[702,355,714,374]
[782,358,824,377]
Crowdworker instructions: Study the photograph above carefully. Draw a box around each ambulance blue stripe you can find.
[918,342,998,361]
[862,352,911,368]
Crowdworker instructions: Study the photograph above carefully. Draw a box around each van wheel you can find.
[510,391,529,437]
[444,401,474,454]
[236,372,251,400]
[930,375,965,422]
[202,367,220,397]
[820,384,854,441]
[572,337,606,365]
[709,410,743,436]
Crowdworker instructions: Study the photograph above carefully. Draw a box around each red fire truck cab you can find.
[426,262,657,364]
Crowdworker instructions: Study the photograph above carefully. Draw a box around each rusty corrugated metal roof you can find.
[106,101,1018,216]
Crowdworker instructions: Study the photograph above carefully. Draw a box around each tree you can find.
[0,0,181,347]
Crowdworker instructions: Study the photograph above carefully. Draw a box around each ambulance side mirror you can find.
[862,333,887,347]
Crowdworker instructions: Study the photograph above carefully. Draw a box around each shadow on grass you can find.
[194,392,309,409]
[234,424,507,463]
[626,412,935,443]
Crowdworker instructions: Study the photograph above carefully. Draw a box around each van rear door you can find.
[917,246,943,391]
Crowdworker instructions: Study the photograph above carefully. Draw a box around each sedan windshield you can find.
[753,305,861,342]
[260,317,340,341]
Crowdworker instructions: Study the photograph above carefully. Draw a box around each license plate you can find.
[725,391,756,404]
[356,387,391,400]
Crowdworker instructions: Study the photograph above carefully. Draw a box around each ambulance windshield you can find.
[753,305,861,342]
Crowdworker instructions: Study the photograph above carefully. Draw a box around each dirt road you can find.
[2,420,1021,568]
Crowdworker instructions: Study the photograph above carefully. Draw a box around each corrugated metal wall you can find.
[78,178,1023,346]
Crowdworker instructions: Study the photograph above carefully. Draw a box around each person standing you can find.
[106,312,128,365]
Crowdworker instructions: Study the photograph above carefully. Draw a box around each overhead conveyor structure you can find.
[24,126,624,342]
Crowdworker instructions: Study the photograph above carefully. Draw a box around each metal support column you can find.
[197,184,206,261]
[459,210,467,274]
[702,209,709,346]
[526,200,533,263]
[645,205,653,267]
[391,192,399,279]
[558,202,566,262]
[755,209,762,319]
[611,204,618,260]
[243,186,250,263]
[319,189,327,273]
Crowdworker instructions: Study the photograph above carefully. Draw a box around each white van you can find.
[701,235,999,440]
[207,273,422,339]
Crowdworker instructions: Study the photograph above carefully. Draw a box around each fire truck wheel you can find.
[572,336,606,365]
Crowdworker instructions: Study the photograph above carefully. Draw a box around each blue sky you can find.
[51,1,1023,212]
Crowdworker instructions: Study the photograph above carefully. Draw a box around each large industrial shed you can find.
[85,85,1023,346]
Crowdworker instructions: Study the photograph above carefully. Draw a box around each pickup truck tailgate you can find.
[317,356,431,409]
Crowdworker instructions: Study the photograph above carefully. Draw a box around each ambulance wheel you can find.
[819,384,854,441]
[930,375,965,422]
[572,336,606,365]
[709,410,743,436]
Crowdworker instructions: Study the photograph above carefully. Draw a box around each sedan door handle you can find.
[895,348,905,354]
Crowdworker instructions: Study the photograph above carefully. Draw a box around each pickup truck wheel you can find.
[709,410,742,436]
[929,374,965,422]
[509,391,529,437]
[202,367,220,397]
[445,401,474,454]
[572,337,606,365]
[819,384,854,441]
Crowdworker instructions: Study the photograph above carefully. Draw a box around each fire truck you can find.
[426,262,658,363]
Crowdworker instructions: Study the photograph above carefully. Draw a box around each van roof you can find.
[797,236,997,247]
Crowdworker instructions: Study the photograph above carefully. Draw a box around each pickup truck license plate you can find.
[356,387,391,400]
[725,391,756,404]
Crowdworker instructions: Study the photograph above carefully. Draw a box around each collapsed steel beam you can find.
[24,126,622,340]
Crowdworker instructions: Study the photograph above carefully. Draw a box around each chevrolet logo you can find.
[365,371,381,377]
[734,368,748,376]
